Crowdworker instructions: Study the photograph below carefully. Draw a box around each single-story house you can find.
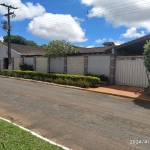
[0,42,116,70]
[0,43,44,69]
[0,34,150,87]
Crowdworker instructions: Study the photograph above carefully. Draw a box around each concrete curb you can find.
[0,117,71,150]
[0,75,150,102]
[0,75,84,90]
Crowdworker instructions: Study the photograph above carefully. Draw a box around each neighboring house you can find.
[114,34,150,55]
[113,34,150,87]
[0,43,44,69]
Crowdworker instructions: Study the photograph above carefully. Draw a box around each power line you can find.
[11,4,150,33]
[11,0,150,30]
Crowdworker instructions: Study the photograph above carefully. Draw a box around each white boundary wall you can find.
[88,55,110,77]
[67,56,84,75]
[14,58,22,70]
[36,57,48,73]
[50,57,64,73]
[24,57,34,66]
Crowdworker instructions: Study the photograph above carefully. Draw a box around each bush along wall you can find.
[2,70,100,88]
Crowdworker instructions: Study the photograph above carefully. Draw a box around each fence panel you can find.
[67,56,84,75]
[50,57,64,73]
[88,55,110,77]
[14,58,22,70]
[24,57,34,66]
[115,56,149,87]
[36,57,48,73]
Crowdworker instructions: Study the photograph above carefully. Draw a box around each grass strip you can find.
[0,119,64,150]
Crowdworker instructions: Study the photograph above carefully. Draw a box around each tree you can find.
[42,40,79,58]
[3,35,38,46]
[26,40,38,47]
[0,40,2,43]
[144,40,150,72]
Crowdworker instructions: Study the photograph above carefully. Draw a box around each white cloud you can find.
[121,27,145,38]
[28,13,87,43]
[81,0,150,31]
[109,39,124,45]
[73,17,85,23]
[0,0,45,21]
[0,36,3,42]
[95,38,106,43]
[87,45,95,48]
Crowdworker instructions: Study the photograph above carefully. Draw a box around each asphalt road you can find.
[0,77,150,150]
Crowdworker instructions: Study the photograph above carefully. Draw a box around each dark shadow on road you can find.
[133,99,150,109]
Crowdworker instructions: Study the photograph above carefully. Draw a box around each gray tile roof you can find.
[76,46,115,54]
[2,43,44,56]
[1,43,115,56]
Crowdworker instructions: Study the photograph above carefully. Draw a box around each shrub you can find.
[2,70,100,88]
[85,73,109,82]
[19,64,33,71]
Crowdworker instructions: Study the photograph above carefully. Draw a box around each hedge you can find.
[2,70,100,88]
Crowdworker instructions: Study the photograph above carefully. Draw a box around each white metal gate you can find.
[115,56,149,87]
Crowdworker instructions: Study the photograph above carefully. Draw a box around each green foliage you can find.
[0,119,63,150]
[3,35,38,46]
[85,73,109,82]
[42,40,79,58]
[19,64,33,71]
[2,70,100,88]
[26,40,38,47]
[144,40,150,72]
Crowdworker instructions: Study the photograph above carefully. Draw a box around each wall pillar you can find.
[109,54,116,85]
[47,57,50,73]
[84,55,88,75]
[22,57,24,65]
[33,57,36,71]
[64,57,67,74]
[12,57,14,70]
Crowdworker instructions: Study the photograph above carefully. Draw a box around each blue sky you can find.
[0,0,149,47]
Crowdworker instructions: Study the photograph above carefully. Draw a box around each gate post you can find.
[109,54,116,85]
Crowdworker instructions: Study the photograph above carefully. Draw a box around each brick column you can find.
[64,57,67,74]
[33,57,36,71]
[109,54,116,85]
[3,58,5,69]
[22,57,24,65]
[47,57,50,73]
[12,58,14,70]
[84,55,88,75]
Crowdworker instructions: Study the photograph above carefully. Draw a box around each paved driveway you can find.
[0,77,150,150]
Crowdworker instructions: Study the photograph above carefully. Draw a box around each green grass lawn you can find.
[0,119,64,150]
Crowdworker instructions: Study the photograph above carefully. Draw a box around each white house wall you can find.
[50,57,64,73]
[67,56,84,75]
[88,55,111,77]
[36,57,48,73]
[0,44,20,60]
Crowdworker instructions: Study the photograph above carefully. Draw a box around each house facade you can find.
[1,34,150,87]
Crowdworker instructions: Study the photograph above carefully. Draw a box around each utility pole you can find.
[0,4,18,71]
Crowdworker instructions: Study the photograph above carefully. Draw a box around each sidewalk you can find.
[86,85,150,101]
